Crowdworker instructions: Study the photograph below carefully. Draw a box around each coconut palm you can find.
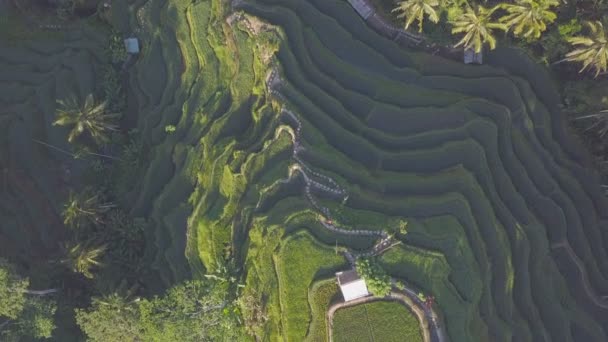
[450,5,507,53]
[392,0,440,32]
[499,0,558,40]
[53,94,119,144]
[62,190,113,229]
[62,243,106,279]
[565,21,608,77]
[573,109,608,138]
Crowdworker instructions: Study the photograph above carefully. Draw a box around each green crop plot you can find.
[277,232,346,341]
[332,301,423,342]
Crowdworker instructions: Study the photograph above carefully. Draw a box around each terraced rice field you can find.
[4,0,608,341]
[332,301,423,342]
[0,17,106,261]
[106,0,608,340]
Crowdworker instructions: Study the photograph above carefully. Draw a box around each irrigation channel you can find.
[266,67,447,342]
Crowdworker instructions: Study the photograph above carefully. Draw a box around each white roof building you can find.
[124,38,140,54]
[336,270,370,302]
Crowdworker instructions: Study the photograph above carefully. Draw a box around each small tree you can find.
[565,21,608,77]
[62,189,113,229]
[53,94,119,145]
[0,259,57,340]
[62,243,106,279]
[499,0,558,40]
[75,294,143,342]
[355,258,392,297]
[392,0,440,33]
[450,5,507,53]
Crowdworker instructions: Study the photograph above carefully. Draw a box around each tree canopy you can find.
[76,279,243,342]
[500,0,558,40]
[53,93,120,145]
[0,259,57,340]
[451,5,507,53]
[393,0,440,33]
[566,21,608,77]
[355,258,392,297]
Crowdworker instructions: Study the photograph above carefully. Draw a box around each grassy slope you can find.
[89,0,608,341]
[237,0,608,341]
[276,232,346,341]
[307,278,340,341]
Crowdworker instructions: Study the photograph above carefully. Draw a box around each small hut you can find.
[336,270,370,302]
[347,0,374,20]
[124,38,140,55]
[464,48,483,65]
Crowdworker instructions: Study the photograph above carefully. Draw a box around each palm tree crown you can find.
[392,0,440,33]
[62,190,113,229]
[565,21,608,77]
[499,0,558,40]
[451,5,507,53]
[62,243,106,279]
[53,94,119,144]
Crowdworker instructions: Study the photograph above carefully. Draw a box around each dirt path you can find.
[262,65,448,342]
[551,240,608,310]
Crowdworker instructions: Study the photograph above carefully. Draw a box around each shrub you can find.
[355,258,391,297]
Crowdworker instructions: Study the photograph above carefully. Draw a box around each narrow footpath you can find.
[266,66,447,342]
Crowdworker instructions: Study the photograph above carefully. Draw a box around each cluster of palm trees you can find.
[51,93,122,279]
[392,0,608,77]
[60,189,113,279]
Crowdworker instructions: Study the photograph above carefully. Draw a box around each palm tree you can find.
[62,190,113,229]
[450,5,507,53]
[62,243,106,279]
[392,0,440,32]
[565,21,608,77]
[53,94,119,144]
[573,109,608,138]
[499,0,558,40]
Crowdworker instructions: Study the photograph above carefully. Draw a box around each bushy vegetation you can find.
[75,279,244,342]
[356,258,392,297]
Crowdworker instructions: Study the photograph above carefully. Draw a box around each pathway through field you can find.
[266,66,447,342]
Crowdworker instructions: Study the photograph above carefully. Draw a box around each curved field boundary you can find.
[268,63,449,342]
[326,291,435,342]
[551,240,608,310]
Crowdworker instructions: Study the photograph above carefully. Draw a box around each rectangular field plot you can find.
[332,301,422,342]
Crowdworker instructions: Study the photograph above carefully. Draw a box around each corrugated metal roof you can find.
[124,38,140,54]
[348,0,374,20]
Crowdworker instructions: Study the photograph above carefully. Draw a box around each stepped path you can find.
[268,65,447,342]
[237,0,608,340]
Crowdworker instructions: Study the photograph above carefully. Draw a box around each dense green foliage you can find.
[393,0,440,32]
[356,258,392,297]
[53,94,120,145]
[332,301,423,342]
[76,279,242,342]
[450,5,507,52]
[0,259,57,340]
[565,21,608,77]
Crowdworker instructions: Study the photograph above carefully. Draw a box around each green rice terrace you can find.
[332,301,423,342]
[1,0,608,341]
